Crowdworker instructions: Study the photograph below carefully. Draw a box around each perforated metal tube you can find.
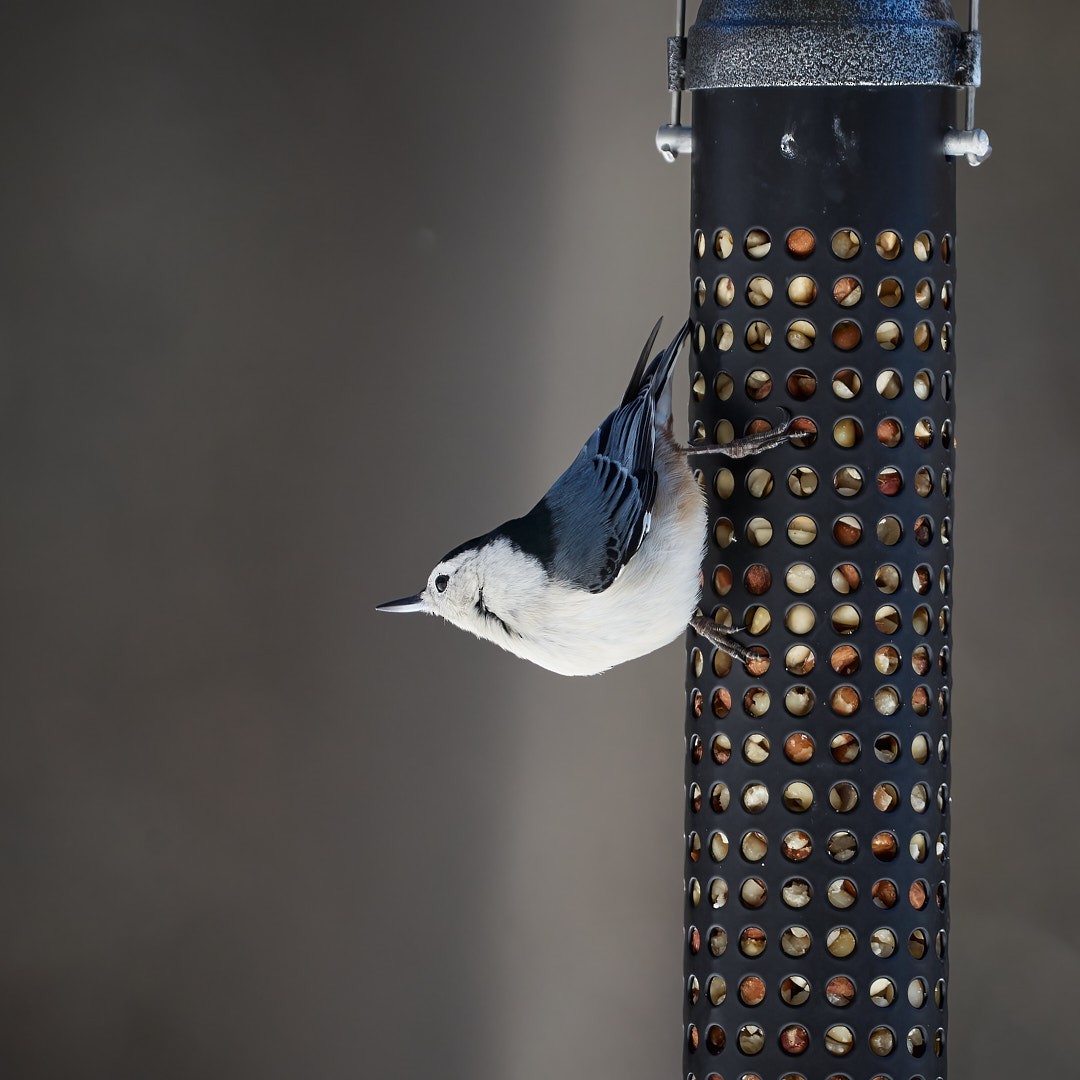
[682,74,957,1080]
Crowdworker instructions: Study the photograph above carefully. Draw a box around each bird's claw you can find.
[686,410,792,460]
[690,614,754,667]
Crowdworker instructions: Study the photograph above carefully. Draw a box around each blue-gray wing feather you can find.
[542,386,658,593]
[509,318,688,594]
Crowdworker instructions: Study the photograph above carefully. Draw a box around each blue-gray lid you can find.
[685,0,978,88]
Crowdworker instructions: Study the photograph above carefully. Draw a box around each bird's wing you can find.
[541,386,658,594]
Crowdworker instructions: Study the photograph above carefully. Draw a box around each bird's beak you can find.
[376,593,427,613]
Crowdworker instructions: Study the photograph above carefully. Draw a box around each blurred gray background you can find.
[0,1,1075,1076]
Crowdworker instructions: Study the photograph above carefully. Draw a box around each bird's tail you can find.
[620,317,664,407]
[622,317,692,426]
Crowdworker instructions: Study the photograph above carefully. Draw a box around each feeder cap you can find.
[685,0,978,89]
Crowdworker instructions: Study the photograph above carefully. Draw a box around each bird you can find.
[377,318,790,676]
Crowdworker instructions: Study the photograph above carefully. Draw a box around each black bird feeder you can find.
[658,2,988,1078]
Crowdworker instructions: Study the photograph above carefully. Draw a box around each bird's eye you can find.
[435,574,449,593]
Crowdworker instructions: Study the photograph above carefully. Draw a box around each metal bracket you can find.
[656,123,693,162]
[951,0,991,165]
[657,0,692,161]
[667,34,686,93]
[955,30,982,88]
[943,126,991,163]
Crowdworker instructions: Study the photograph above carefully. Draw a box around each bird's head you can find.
[377,532,533,642]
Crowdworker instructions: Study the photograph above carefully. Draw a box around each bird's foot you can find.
[686,407,791,460]
[690,614,755,668]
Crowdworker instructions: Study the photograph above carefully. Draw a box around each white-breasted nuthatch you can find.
[377,318,790,675]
